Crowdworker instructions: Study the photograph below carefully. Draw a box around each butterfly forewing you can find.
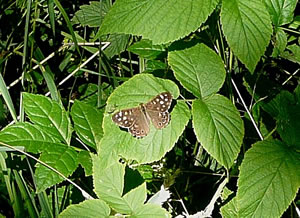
[144,92,172,129]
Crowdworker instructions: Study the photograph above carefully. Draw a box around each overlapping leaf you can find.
[23,93,73,144]
[100,0,219,44]
[168,43,226,98]
[237,140,300,217]
[221,0,272,72]
[71,101,104,149]
[192,95,244,169]
[100,74,190,164]
[59,199,110,217]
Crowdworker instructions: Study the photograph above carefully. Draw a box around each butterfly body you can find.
[112,92,172,137]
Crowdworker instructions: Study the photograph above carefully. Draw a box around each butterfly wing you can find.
[144,92,172,129]
[112,107,150,137]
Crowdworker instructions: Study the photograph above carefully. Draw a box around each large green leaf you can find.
[23,93,73,144]
[35,145,78,192]
[59,199,110,217]
[192,95,244,169]
[71,101,104,149]
[100,0,219,44]
[100,74,190,164]
[263,0,298,27]
[168,43,226,98]
[221,0,272,72]
[0,122,59,153]
[237,140,300,217]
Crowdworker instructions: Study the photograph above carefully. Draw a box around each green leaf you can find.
[102,34,130,58]
[92,155,131,213]
[0,122,59,153]
[168,43,226,98]
[123,183,147,212]
[101,74,190,164]
[128,39,166,60]
[220,188,238,218]
[192,95,244,169]
[263,0,298,27]
[280,44,300,64]
[72,1,110,27]
[59,199,110,217]
[71,101,104,149]
[237,140,300,218]
[35,145,78,192]
[23,93,73,144]
[100,0,219,44]
[221,0,272,72]
[78,150,93,176]
[132,203,170,218]
[271,28,287,57]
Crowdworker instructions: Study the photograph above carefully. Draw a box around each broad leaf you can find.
[72,1,110,27]
[0,122,58,153]
[102,34,130,58]
[35,145,78,192]
[78,150,93,176]
[59,199,110,217]
[272,28,287,57]
[221,0,272,72]
[168,43,226,98]
[23,93,73,144]
[237,140,300,217]
[71,101,104,149]
[100,0,219,44]
[263,0,298,27]
[93,155,131,213]
[128,39,166,60]
[132,203,170,218]
[220,187,238,218]
[123,183,147,212]
[281,44,300,64]
[192,95,244,169]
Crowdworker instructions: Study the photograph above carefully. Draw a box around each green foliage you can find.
[0,0,299,217]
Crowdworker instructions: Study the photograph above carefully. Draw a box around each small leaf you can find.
[123,183,147,212]
[23,93,73,144]
[220,187,238,218]
[272,28,287,57]
[72,1,110,27]
[280,44,300,64]
[100,0,219,44]
[237,140,300,218]
[102,34,130,58]
[263,0,298,27]
[59,199,110,217]
[71,100,104,149]
[35,145,78,192]
[221,0,272,72]
[132,203,170,218]
[169,43,226,98]
[78,150,93,176]
[192,95,244,169]
[128,39,166,59]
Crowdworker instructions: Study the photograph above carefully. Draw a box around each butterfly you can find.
[112,92,172,137]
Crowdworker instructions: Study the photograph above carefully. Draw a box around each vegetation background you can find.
[0,0,299,217]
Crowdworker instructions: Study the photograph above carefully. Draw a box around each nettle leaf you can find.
[101,74,190,164]
[0,122,59,153]
[72,1,111,27]
[237,140,300,217]
[23,93,73,144]
[100,0,219,44]
[35,145,78,192]
[128,39,166,60]
[192,94,244,169]
[221,0,272,72]
[59,199,110,217]
[71,100,104,149]
[168,43,226,98]
[263,0,298,27]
